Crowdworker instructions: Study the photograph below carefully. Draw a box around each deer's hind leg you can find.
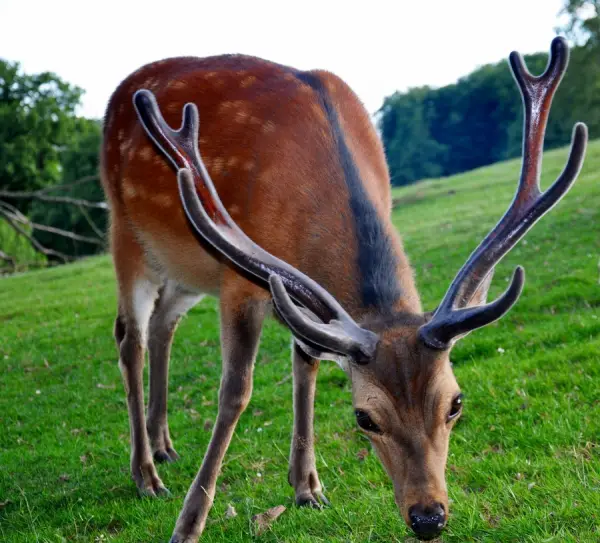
[147,281,203,463]
[111,219,168,496]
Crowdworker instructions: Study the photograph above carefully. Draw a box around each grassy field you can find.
[1,140,599,542]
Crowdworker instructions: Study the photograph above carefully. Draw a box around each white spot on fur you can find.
[139,146,153,161]
[219,100,244,112]
[262,121,276,134]
[241,75,257,88]
[122,179,137,199]
[235,110,249,123]
[212,157,224,174]
[143,77,159,91]
[151,193,173,208]
[120,139,131,156]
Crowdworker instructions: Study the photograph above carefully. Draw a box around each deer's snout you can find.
[408,502,446,540]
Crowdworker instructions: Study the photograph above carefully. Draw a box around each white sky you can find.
[0,0,567,120]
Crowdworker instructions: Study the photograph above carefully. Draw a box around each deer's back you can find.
[101,54,394,303]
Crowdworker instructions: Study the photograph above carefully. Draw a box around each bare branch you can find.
[0,200,28,222]
[0,190,108,209]
[27,222,105,245]
[77,204,106,240]
[0,176,108,209]
[34,175,100,194]
[0,202,104,246]
[0,207,71,263]
[0,249,16,266]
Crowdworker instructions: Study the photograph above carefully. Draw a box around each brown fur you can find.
[102,54,464,541]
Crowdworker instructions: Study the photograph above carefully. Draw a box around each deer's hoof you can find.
[296,491,330,509]
[153,447,180,463]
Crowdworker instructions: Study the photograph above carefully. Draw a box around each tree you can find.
[378,88,448,186]
[0,60,106,266]
[29,118,106,258]
[558,0,600,47]
[378,42,600,187]
[0,59,84,196]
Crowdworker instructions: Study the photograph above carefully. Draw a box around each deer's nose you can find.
[408,502,446,540]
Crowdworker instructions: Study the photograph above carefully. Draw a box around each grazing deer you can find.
[100,37,586,541]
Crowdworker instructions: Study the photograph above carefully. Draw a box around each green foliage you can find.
[379,87,448,186]
[1,139,598,542]
[0,59,84,194]
[0,60,106,263]
[0,219,46,273]
[29,118,107,259]
[378,39,600,186]
[558,0,600,47]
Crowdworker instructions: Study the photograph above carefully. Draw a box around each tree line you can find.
[0,1,597,268]
[378,0,600,186]
[0,58,105,269]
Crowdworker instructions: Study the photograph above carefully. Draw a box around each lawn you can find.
[1,140,599,542]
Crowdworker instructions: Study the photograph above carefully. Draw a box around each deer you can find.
[99,37,587,541]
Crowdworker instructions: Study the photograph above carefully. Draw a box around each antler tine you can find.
[134,89,378,362]
[267,274,378,362]
[419,267,525,349]
[509,36,570,208]
[418,38,588,350]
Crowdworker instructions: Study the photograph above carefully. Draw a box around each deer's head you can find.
[133,37,586,540]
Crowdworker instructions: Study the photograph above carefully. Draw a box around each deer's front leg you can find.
[288,342,328,508]
[170,292,265,543]
[147,283,203,463]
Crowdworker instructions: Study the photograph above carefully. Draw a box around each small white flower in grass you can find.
[497,347,505,354]
[35,389,41,395]
[257,427,263,433]
[257,472,262,478]
[225,504,237,519]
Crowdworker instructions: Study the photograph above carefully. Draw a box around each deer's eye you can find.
[355,409,381,433]
[447,393,463,422]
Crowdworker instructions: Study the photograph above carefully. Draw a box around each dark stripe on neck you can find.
[295,71,401,311]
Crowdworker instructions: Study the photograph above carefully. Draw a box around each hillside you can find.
[1,140,599,542]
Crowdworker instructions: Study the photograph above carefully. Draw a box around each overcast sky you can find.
[0,0,568,120]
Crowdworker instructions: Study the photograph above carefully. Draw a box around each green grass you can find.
[1,140,599,542]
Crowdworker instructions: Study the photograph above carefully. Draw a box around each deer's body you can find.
[101,41,586,542]
[102,54,418,315]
